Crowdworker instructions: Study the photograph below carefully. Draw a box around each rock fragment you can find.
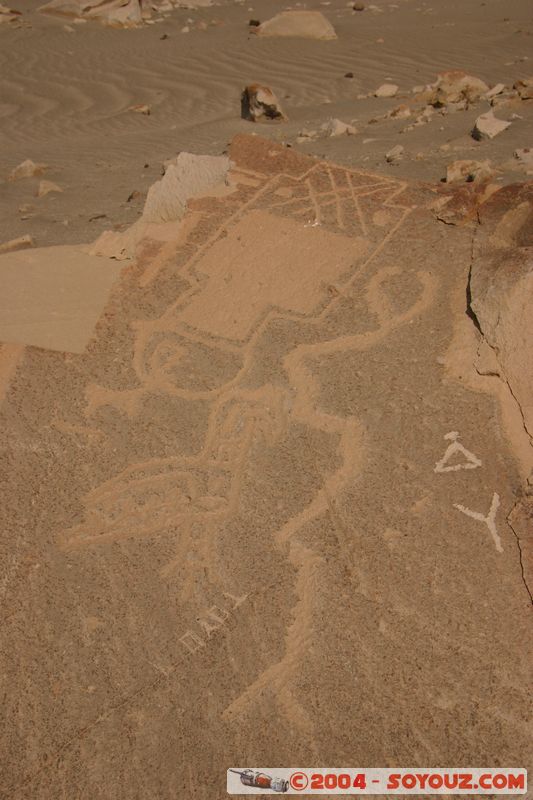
[385,144,404,163]
[514,148,533,172]
[445,159,492,184]
[375,83,399,98]
[36,180,63,197]
[0,234,35,254]
[322,118,357,136]
[514,78,533,100]
[429,70,489,107]
[129,103,151,115]
[485,83,506,99]
[8,159,48,181]
[241,84,286,123]
[252,10,337,40]
[472,110,511,140]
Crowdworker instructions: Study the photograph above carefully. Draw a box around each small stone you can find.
[0,234,35,254]
[8,159,47,181]
[127,190,142,202]
[353,2,365,9]
[241,84,286,122]
[472,110,511,140]
[344,71,354,78]
[388,103,411,119]
[36,180,63,197]
[375,83,399,98]
[129,104,151,115]
[385,144,404,163]
[248,18,260,26]
[160,32,168,38]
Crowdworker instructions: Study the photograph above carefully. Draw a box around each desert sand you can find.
[0,1,532,798]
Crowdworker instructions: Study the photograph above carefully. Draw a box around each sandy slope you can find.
[1,0,532,248]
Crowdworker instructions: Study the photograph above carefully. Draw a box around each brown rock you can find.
[514,78,533,100]
[472,110,511,140]
[241,84,286,123]
[36,180,63,197]
[429,70,489,107]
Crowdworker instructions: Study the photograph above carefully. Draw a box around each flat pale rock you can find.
[0,245,123,352]
[253,10,337,39]
[472,110,511,141]
[385,144,404,162]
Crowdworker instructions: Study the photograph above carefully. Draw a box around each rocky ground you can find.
[0,2,532,799]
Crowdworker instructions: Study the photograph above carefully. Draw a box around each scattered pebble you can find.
[323,118,357,136]
[129,104,151,115]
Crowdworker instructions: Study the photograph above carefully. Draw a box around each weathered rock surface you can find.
[241,84,286,123]
[0,136,531,800]
[36,180,63,198]
[252,10,337,40]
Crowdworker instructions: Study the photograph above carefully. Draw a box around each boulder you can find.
[429,70,489,107]
[252,11,337,40]
[472,110,511,141]
[241,84,286,123]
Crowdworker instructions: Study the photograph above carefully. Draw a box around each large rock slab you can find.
[0,136,531,799]
[253,10,337,39]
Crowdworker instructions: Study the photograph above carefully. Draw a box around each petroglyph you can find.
[454,492,503,553]
[434,431,482,473]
